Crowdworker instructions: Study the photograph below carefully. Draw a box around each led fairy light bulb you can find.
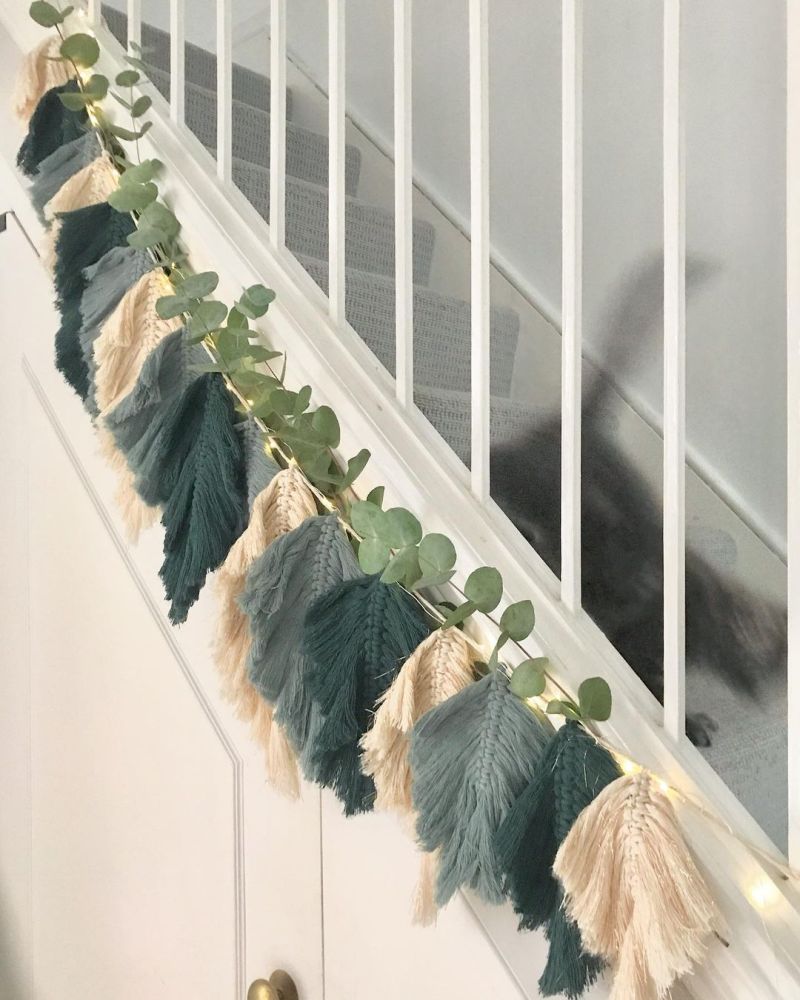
[749,877,780,911]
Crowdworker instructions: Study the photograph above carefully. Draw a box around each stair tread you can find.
[101,5,290,115]
[144,64,361,197]
[298,257,519,398]
[233,161,436,287]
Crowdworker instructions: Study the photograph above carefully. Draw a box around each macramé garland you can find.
[13,45,721,1000]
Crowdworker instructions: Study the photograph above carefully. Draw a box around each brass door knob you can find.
[247,970,298,1000]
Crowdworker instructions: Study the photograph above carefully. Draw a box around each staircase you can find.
[102,5,532,468]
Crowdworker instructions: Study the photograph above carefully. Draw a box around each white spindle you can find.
[662,0,686,741]
[561,0,583,613]
[269,0,287,249]
[126,0,141,51]
[787,0,800,866]
[328,0,346,325]
[216,0,233,183]
[468,0,490,500]
[394,0,413,408]
[86,0,100,29]
[169,0,185,126]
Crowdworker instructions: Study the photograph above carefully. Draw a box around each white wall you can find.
[281,0,788,556]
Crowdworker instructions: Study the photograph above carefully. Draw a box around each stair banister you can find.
[269,0,287,250]
[169,0,185,126]
[216,0,232,181]
[393,0,413,410]
[328,0,346,327]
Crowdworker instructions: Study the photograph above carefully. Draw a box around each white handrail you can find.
[787,0,800,867]
[662,0,687,741]
[169,0,185,126]
[560,0,583,614]
[468,0,490,502]
[269,0,287,250]
[394,0,413,410]
[216,0,232,183]
[126,0,140,51]
[328,0,346,326]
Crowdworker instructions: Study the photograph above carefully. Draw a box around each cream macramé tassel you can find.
[95,425,159,542]
[214,469,317,797]
[94,270,181,414]
[361,627,476,813]
[43,156,119,271]
[12,35,71,123]
[553,770,718,1000]
[361,627,475,926]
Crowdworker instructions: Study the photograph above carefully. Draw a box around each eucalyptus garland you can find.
[12,5,725,998]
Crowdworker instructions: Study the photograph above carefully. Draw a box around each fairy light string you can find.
[48,6,799,916]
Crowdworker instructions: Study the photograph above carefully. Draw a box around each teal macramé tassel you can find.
[80,247,153,415]
[29,131,100,221]
[159,373,247,624]
[104,327,205,502]
[241,515,362,754]
[53,203,135,399]
[410,669,554,907]
[303,575,431,815]
[17,80,87,178]
[239,416,281,511]
[494,721,621,998]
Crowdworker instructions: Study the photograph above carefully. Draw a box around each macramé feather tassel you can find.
[494,721,621,998]
[94,269,181,414]
[240,416,282,510]
[241,515,363,767]
[303,575,431,816]
[159,373,247,624]
[53,202,135,400]
[43,155,119,271]
[553,770,718,1000]
[361,627,476,815]
[410,669,554,907]
[214,468,317,797]
[29,131,100,222]
[13,36,72,123]
[17,81,86,178]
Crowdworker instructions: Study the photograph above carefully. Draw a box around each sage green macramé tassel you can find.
[29,131,100,222]
[494,721,621,998]
[239,417,281,510]
[53,202,135,400]
[241,516,363,778]
[303,575,431,815]
[410,669,554,907]
[159,373,248,624]
[16,81,86,178]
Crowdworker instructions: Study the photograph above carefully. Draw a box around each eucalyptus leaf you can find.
[84,74,109,100]
[115,69,140,86]
[29,1,67,27]
[236,283,276,319]
[179,271,219,298]
[578,677,612,722]
[412,569,455,591]
[463,566,503,613]
[418,533,456,574]
[155,294,191,320]
[440,599,478,630]
[366,486,385,508]
[59,92,93,111]
[60,33,100,68]
[109,121,152,142]
[311,406,340,447]
[358,536,392,575]
[127,225,168,249]
[546,699,582,722]
[384,507,422,548]
[107,181,158,212]
[499,600,535,641]
[350,500,386,538]
[247,346,283,364]
[131,94,152,117]
[226,307,248,330]
[380,546,421,587]
[189,299,227,332]
[510,657,548,699]
[339,448,370,490]
[139,200,179,237]
[120,159,162,186]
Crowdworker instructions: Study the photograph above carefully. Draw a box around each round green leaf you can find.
[499,600,536,641]
[84,74,109,100]
[464,566,503,612]
[510,657,548,699]
[189,299,228,331]
[366,486,384,508]
[418,533,456,573]
[29,2,66,27]
[350,500,385,538]
[60,33,100,68]
[59,92,93,111]
[140,201,180,238]
[131,94,152,118]
[578,677,612,722]
[358,536,391,574]
[311,406,340,448]
[383,508,422,548]
[107,181,158,212]
[546,699,582,721]
[340,449,370,490]
[126,225,167,249]
[179,271,219,299]
[380,546,421,587]
[115,69,140,87]
[120,159,162,185]
[155,294,190,320]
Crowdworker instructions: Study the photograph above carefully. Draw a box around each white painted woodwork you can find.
[126,0,141,51]
[169,0,186,125]
[393,0,413,409]
[327,0,346,326]
[216,0,233,182]
[269,0,287,249]
[662,0,687,741]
